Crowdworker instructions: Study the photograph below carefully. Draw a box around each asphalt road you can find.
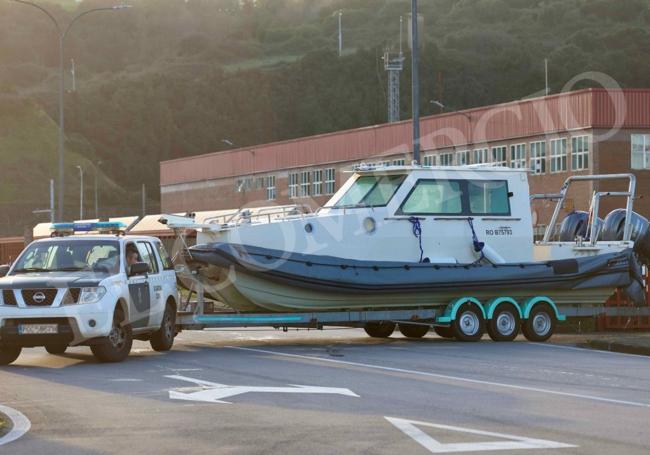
[0,329,649,454]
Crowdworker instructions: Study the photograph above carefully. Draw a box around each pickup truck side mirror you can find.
[0,264,9,278]
[128,262,150,277]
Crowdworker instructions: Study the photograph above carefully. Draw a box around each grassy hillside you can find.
[0,97,149,234]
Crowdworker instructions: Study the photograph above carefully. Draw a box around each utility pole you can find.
[545,58,549,96]
[338,10,343,57]
[94,161,102,218]
[50,179,54,223]
[141,184,146,217]
[70,58,76,93]
[76,165,83,219]
[411,0,421,164]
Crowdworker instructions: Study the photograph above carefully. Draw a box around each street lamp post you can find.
[11,1,131,221]
[75,165,83,220]
[94,160,102,218]
[411,0,420,164]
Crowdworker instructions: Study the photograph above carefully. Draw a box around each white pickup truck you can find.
[0,223,179,365]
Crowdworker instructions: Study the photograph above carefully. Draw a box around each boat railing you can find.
[203,204,313,226]
[539,174,636,245]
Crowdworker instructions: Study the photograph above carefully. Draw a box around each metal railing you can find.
[539,174,636,245]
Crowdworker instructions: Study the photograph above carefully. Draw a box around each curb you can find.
[581,340,650,356]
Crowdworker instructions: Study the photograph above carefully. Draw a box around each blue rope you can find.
[467,217,486,263]
[408,216,424,263]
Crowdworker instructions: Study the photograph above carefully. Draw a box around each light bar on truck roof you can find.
[50,221,127,236]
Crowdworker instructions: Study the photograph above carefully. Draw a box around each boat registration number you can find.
[18,324,58,335]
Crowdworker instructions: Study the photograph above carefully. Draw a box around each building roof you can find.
[160,89,650,187]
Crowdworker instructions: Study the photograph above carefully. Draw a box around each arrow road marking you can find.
[386,417,577,453]
[0,404,31,447]
[166,375,359,404]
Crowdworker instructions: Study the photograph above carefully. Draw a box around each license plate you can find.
[18,324,58,335]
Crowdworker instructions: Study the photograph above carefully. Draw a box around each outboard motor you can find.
[601,208,650,265]
[558,211,602,241]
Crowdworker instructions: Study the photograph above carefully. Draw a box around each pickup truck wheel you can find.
[91,307,133,363]
[150,303,176,352]
[0,346,21,366]
[45,344,68,355]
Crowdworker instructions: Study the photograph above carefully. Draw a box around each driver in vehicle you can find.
[125,245,140,273]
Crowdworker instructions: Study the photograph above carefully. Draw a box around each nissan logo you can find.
[32,292,46,304]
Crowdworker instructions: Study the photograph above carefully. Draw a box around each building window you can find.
[473,148,489,164]
[312,170,323,196]
[423,155,436,166]
[571,136,589,171]
[288,173,298,198]
[632,134,650,169]
[255,177,265,190]
[491,146,507,166]
[299,171,310,197]
[266,176,276,200]
[529,141,546,174]
[392,159,405,166]
[324,168,336,194]
[456,150,470,166]
[510,144,526,169]
[439,152,454,166]
[550,138,567,173]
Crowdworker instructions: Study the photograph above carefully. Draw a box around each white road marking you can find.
[228,346,650,409]
[532,342,650,359]
[110,378,143,382]
[0,404,31,446]
[166,374,359,404]
[385,417,576,453]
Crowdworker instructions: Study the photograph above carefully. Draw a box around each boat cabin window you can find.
[400,180,463,215]
[468,180,510,215]
[398,179,511,216]
[332,174,405,208]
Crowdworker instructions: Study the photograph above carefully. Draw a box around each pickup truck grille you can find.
[22,289,58,307]
[2,290,17,306]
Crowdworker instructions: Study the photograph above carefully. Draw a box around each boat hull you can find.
[185,243,643,313]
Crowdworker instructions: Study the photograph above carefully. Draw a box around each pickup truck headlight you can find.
[78,287,107,304]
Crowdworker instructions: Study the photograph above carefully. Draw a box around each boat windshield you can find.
[332,174,406,208]
[11,240,121,275]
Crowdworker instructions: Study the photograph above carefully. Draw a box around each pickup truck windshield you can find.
[12,240,121,274]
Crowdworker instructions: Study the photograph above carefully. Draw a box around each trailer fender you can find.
[437,297,486,324]
[521,296,566,321]
[484,297,523,320]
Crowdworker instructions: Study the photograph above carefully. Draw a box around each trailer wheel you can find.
[398,323,429,338]
[150,302,176,352]
[522,303,555,342]
[91,307,133,363]
[0,346,21,366]
[364,321,395,338]
[452,303,485,342]
[434,326,454,339]
[487,303,520,342]
[45,344,68,355]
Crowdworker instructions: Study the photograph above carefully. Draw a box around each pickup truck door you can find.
[127,273,150,329]
[135,241,163,328]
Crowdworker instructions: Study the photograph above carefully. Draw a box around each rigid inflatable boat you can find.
[165,166,649,315]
